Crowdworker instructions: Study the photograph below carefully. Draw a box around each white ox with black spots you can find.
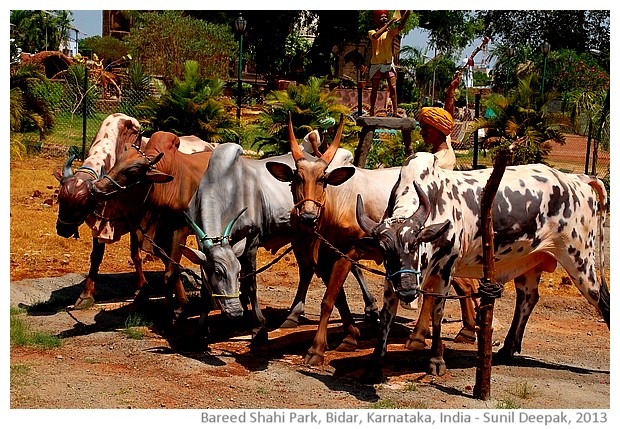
[355,152,609,382]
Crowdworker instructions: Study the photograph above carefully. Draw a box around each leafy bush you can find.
[125,11,237,86]
[254,76,353,156]
[137,60,237,142]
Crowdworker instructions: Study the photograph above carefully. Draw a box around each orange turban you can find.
[418,107,454,136]
[373,10,388,25]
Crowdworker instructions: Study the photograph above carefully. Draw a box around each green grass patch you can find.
[370,398,401,409]
[509,381,535,400]
[10,364,31,388]
[10,307,62,350]
[121,313,152,340]
[495,397,521,409]
[404,380,418,392]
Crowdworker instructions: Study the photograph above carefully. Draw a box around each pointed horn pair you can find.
[320,113,345,165]
[221,207,247,245]
[288,112,306,162]
[63,155,76,178]
[184,212,213,248]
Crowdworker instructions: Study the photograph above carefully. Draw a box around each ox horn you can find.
[221,207,248,245]
[320,114,345,165]
[63,155,76,178]
[288,112,306,162]
[356,194,379,235]
[184,212,213,248]
[411,182,431,226]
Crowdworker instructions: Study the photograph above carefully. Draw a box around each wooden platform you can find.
[353,116,417,167]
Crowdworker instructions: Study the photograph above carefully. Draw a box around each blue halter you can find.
[386,268,421,281]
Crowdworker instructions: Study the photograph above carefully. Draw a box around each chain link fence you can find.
[28,73,609,184]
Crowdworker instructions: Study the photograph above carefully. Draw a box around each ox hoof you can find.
[493,347,515,365]
[454,328,476,344]
[335,336,357,352]
[304,350,325,366]
[74,295,94,310]
[133,289,150,305]
[362,366,384,385]
[405,337,428,351]
[428,357,446,376]
[251,328,269,345]
[279,318,300,329]
[364,309,381,325]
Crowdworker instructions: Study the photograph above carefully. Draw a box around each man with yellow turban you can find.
[418,106,456,170]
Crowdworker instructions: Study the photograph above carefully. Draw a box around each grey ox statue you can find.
[180,141,380,342]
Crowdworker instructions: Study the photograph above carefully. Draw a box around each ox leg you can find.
[240,251,267,344]
[130,231,149,303]
[75,239,104,309]
[428,294,447,376]
[305,258,359,365]
[406,292,434,350]
[281,246,315,329]
[452,277,478,344]
[363,280,399,384]
[333,285,359,352]
[496,269,541,363]
[196,282,213,347]
[351,265,380,324]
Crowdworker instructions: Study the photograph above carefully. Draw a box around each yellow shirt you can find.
[368,28,399,64]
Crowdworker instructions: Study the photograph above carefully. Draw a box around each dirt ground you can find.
[8,155,611,413]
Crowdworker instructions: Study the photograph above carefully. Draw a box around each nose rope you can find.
[200,266,241,299]
[293,195,326,212]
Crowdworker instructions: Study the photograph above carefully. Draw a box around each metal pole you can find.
[237,33,243,122]
[473,93,480,169]
[504,59,511,98]
[541,55,548,96]
[81,66,88,160]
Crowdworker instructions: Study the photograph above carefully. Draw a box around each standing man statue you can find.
[368,10,410,117]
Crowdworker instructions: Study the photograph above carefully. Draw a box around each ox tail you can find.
[588,178,609,326]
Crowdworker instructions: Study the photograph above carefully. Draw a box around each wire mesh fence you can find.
[22,73,610,183]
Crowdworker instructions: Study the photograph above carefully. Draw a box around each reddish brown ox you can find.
[90,131,213,316]
[267,116,480,366]
[54,113,216,308]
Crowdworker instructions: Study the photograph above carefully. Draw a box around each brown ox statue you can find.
[89,131,214,318]
[54,113,215,308]
[266,115,479,365]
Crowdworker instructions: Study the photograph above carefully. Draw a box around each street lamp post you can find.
[235,13,247,123]
[504,47,515,97]
[540,42,551,96]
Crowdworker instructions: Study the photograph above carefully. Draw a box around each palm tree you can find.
[466,73,571,165]
[564,87,608,175]
[10,63,54,137]
[254,76,353,156]
[138,60,237,142]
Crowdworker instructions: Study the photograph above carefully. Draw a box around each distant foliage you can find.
[253,77,353,156]
[124,11,237,86]
[137,60,237,142]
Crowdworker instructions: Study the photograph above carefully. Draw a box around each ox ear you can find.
[232,237,247,258]
[179,244,206,265]
[326,166,355,186]
[145,169,174,183]
[265,161,295,183]
[418,220,451,243]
